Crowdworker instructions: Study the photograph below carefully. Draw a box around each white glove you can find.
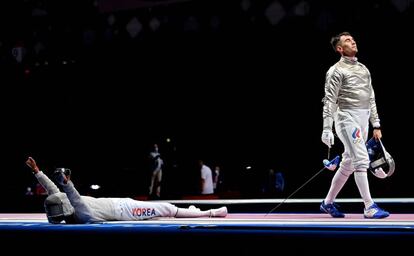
[321,130,334,148]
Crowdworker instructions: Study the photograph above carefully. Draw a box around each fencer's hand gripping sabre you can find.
[265,154,340,216]
[323,132,341,170]
[323,148,340,171]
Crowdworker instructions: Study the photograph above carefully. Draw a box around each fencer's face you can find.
[337,35,358,57]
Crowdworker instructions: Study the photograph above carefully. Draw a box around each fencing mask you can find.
[44,192,75,224]
[366,138,395,179]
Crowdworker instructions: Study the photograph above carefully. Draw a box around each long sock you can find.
[354,171,374,209]
[175,208,211,218]
[324,168,350,204]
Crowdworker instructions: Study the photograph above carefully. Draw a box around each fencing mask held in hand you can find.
[366,138,395,179]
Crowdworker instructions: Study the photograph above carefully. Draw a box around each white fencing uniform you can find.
[323,56,380,173]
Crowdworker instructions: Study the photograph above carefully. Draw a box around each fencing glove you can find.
[321,130,334,148]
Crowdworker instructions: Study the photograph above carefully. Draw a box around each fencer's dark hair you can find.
[330,32,352,52]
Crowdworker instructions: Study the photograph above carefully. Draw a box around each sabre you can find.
[265,154,340,216]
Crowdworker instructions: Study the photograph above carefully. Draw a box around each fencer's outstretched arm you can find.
[26,157,60,195]
[54,172,95,223]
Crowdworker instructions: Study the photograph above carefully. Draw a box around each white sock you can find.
[209,207,227,217]
[324,168,350,204]
[175,207,228,218]
[175,208,210,218]
[354,171,374,209]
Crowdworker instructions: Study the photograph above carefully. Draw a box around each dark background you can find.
[1,0,412,211]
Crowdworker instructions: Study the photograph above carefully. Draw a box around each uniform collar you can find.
[341,56,358,64]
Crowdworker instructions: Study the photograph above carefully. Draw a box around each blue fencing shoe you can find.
[364,203,390,219]
[320,200,345,218]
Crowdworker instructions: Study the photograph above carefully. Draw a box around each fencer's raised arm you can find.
[26,157,60,195]
[54,172,95,224]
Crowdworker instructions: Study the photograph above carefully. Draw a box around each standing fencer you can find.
[320,32,389,218]
[26,157,227,224]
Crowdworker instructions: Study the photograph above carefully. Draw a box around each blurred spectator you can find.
[35,182,47,196]
[25,186,34,196]
[148,143,163,199]
[12,40,27,64]
[275,171,285,193]
[213,165,220,191]
[263,169,285,197]
[213,165,226,193]
[199,160,214,195]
